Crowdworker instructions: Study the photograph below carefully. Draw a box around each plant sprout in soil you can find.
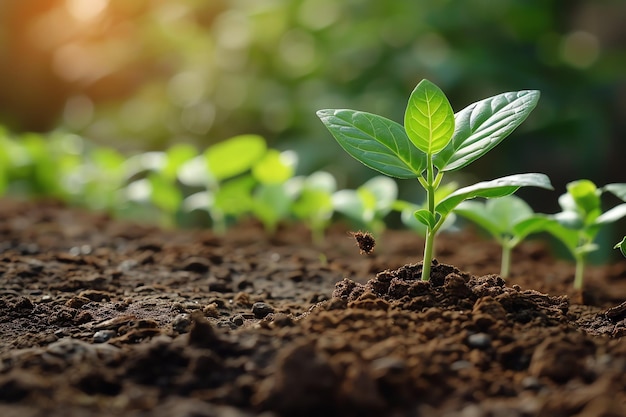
[317,79,553,281]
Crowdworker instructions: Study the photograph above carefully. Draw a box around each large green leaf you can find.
[317,109,426,178]
[435,90,540,172]
[436,173,553,216]
[404,79,454,156]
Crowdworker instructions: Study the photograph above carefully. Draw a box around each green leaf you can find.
[332,189,364,221]
[214,176,256,216]
[317,109,426,178]
[414,209,437,229]
[360,176,398,213]
[148,173,182,214]
[404,79,455,156]
[567,179,600,215]
[487,195,535,232]
[206,134,267,181]
[543,219,580,254]
[604,183,626,202]
[435,90,540,172]
[594,203,626,225]
[454,200,503,239]
[615,236,626,258]
[436,173,553,217]
[163,144,198,181]
[512,216,551,240]
[252,149,295,184]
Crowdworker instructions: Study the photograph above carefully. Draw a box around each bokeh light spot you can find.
[278,29,317,78]
[65,0,109,22]
[181,102,216,135]
[297,0,341,30]
[214,10,251,50]
[560,31,600,69]
[167,71,207,107]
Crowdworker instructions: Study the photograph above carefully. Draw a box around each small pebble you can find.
[252,302,274,319]
[467,332,492,348]
[232,314,245,326]
[450,360,472,371]
[93,330,116,343]
[172,314,191,333]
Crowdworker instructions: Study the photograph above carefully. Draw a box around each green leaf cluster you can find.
[454,195,549,278]
[543,180,626,289]
[318,79,553,280]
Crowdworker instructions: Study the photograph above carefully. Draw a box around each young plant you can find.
[250,150,299,233]
[289,171,336,244]
[543,180,626,290]
[454,195,549,278]
[332,175,398,237]
[317,79,553,280]
[180,135,267,232]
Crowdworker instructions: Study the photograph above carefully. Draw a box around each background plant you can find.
[318,79,553,280]
[332,176,397,237]
[454,195,549,278]
[543,180,626,290]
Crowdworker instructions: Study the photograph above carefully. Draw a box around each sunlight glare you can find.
[65,0,109,22]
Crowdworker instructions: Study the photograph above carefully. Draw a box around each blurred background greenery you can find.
[0,0,624,212]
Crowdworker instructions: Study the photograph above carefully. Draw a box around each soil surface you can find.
[1,198,626,417]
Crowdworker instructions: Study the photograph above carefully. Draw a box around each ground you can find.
[1,198,626,417]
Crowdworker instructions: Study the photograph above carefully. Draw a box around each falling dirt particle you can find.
[351,231,375,255]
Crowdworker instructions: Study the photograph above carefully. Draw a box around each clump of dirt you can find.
[1,198,626,416]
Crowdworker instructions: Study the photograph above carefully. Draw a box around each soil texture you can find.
[1,198,626,417]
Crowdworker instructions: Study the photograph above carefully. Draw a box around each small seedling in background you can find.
[180,134,267,232]
[454,195,549,278]
[289,171,336,244]
[351,231,376,255]
[250,150,299,234]
[318,79,552,280]
[543,180,626,290]
[332,176,397,237]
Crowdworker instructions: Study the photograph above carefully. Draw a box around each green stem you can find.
[501,244,511,279]
[574,253,585,290]
[422,229,435,281]
[421,154,437,281]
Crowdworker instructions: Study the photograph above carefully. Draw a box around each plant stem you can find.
[422,229,435,281]
[421,154,436,281]
[500,244,511,279]
[574,253,585,290]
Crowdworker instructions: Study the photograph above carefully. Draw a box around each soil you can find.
[1,198,626,417]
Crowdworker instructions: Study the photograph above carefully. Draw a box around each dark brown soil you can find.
[1,198,626,417]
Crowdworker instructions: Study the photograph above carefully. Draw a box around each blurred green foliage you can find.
[0,0,624,204]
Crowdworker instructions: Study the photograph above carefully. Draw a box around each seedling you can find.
[454,195,549,278]
[250,150,299,233]
[289,171,336,244]
[318,79,552,280]
[543,180,626,290]
[332,175,397,237]
[180,134,268,232]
